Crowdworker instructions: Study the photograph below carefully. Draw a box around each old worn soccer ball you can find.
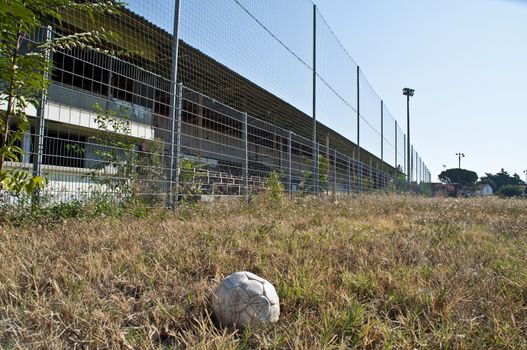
[211,271,280,329]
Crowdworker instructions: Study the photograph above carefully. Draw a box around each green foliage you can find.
[0,0,123,197]
[0,169,47,195]
[394,166,406,182]
[0,190,150,226]
[267,171,285,202]
[438,168,478,186]
[0,122,46,195]
[481,169,524,192]
[134,138,167,204]
[88,103,136,197]
[301,154,329,193]
[88,103,167,206]
[418,182,433,197]
[0,127,47,194]
[362,176,372,191]
[178,159,205,203]
[496,185,524,198]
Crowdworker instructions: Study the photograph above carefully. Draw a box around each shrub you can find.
[178,159,206,203]
[267,171,285,202]
[497,185,524,198]
[300,154,329,194]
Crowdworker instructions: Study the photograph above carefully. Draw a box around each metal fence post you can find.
[394,120,398,170]
[316,142,320,194]
[288,131,292,196]
[403,134,407,179]
[411,145,414,184]
[333,149,337,196]
[417,155,419,184]
[423,160,425,184]
[32,25,53,180]
[417,155,420,185]
[420,157,422,184]
[376,161,380,190]
[347,156,351,195]
[168,0,182,209]
[422,160,424,184]
[352,150,358,194]
[312,4,318,195]
[369,159,373,190]
[243,112,249,201]
[169,83,183,208]
[380,100,384,174]
[357,66,361,193]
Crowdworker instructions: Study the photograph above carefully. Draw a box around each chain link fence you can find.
[2,0,432,207]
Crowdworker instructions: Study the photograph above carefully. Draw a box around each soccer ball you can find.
[211,271,280,329]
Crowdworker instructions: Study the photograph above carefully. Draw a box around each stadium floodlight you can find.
[455,153,466,192]
[456,153,465,170]
[403,88,415,181]
[403,88,415,97]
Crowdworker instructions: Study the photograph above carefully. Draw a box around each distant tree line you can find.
[438,168,525,197]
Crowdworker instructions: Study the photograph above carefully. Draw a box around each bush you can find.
[178,159,206,203]
[267,171,285,202]
[0,191,153,227]
[497,185,524,198]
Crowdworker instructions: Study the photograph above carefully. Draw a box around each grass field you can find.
[1,195,526,349]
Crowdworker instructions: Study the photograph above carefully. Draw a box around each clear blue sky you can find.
[315,0,527,181]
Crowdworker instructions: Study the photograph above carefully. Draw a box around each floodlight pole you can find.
[456,152,465,170]
[456,152,465,193]
[403,88,414,183]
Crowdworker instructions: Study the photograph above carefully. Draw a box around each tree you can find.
[480,169,524,192]
[0,0,122,195]
[438,168,478,187]
[497,185,524,198]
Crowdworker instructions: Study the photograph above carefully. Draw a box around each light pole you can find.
[456,153,465,170]
[403,88,414,183]
[455,152,465,193]
[523,170,527,185]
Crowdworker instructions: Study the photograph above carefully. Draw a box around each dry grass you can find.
[1,195,527,349]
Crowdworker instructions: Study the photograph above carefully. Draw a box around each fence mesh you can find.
[382,103,397,169]
[2,0,432,207]
[315,9,358,145]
